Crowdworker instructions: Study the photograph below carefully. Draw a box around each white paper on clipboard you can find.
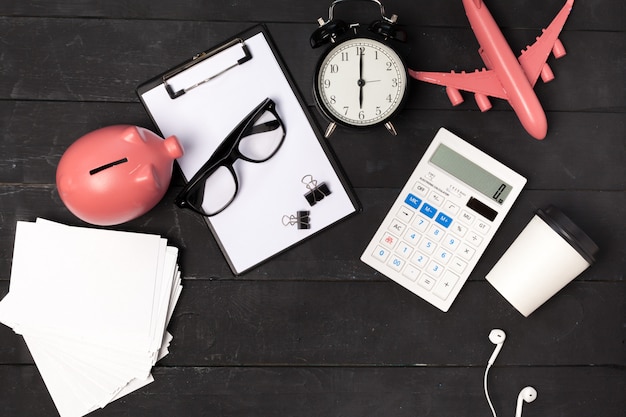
[138,26,359,274]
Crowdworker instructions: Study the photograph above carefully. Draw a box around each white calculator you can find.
[361,128,527,312]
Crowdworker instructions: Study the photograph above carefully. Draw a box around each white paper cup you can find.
[486,206,599,317]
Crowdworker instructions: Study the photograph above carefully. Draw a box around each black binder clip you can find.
[282,211,311,229]
[302,174,331,206]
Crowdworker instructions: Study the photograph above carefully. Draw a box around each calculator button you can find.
[459,210,475,225]
[475,221,491,234]
[435,212,453,228]
[458,243,476,260]
[434,248,452,265]
[412,215,429,232]
[404,193,422,209]
[387,255,404,271]
[388,219,406,236]
[420,203,437,218]
[418,238,437,254]
[444,201,459,214]
[372,246,390,262]
[428,191,445,207]
[397,206,414,223]
[467,232,483,247]
[418,275,437,291]
[380,232,398,249]
[449,257,467,274]
[433,271,460,300]
[449,222,468,237]
[403,264,420,282]
[427,260,444,277]
[427,224,445,242]
[413,183,428,197]
[442,235,460,251]
[404,228,421,245]
[395,242,414,259]
[411,252,429,267]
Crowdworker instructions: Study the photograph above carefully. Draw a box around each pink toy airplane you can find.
[410,0,574,140]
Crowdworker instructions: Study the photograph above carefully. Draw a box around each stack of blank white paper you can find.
[0,218,182,417]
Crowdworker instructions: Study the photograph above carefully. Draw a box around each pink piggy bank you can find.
[56,125,183,226]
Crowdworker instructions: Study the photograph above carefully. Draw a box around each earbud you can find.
[515,386,537,417]
[488,329,506,365]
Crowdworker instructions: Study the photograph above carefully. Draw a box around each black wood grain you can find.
[1,102,624,189]
[0,0,624,416]
[0,366,623,417]
[0,187,623,283]
[1,0,623,31]
[2,279,623,367]
[1,19,624,111]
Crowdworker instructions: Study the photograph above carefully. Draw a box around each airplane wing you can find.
[517,0,574,87]
[408,68,508,100]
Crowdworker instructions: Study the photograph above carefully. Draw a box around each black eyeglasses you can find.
[175,98,286,216]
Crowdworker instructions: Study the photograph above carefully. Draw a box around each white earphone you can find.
[488,328,506,364]
[484,329,537,417]
[515,386,537,417]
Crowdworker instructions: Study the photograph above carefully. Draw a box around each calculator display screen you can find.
[430,144,512,204]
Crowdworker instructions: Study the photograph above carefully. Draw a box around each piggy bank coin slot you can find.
[89,158,129,175]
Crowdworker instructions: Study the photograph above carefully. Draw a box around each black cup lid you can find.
[536,206,599,265]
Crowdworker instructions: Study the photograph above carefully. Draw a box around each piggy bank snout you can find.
[164,135,184,159]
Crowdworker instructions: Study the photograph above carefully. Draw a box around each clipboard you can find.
[137,25,360,275]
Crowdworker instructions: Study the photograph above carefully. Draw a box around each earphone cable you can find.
[484,362,497,417]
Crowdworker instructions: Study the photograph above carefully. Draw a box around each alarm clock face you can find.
[314,37,407,128]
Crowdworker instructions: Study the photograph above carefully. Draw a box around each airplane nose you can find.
[522,114,548,140]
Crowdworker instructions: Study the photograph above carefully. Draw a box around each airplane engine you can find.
[552,39,566,58]
[446,86,464,106]
[474,93,492,112]
[540,63,555,83]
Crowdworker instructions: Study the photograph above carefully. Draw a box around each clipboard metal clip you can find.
[162,38,252,99]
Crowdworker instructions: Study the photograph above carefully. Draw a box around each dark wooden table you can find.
[1,1,624,416]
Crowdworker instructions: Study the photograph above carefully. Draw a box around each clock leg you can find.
[384,122,398,136]
[324,122,337,138]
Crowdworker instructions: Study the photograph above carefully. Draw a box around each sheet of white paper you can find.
[8,220,161,352]
[141,30,357,273]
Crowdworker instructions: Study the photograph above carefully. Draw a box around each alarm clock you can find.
[310,0,408,137]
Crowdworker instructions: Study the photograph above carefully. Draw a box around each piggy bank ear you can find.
[122,126,147,144]
[135,163,162,190]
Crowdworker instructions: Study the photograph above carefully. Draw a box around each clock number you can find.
[392,78,399,88]
[341,52,349,61]
[330,64,339,73]
[359,111,365,120]
[330,95,336,104]
[386,61,392,71]
[375,50,379,60]
[343,106,349,116]
[323,79,331,88]
[376,106,381,115]
[356,46,365,56]
[386,94,392,103]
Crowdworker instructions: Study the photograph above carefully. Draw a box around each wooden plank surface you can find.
[0,0,624,416]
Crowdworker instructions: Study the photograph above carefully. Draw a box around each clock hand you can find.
[359,50,363,80]
[358,52,364,108]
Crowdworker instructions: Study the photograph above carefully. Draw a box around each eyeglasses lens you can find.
[238,109,284,161]
[185,165,237,216]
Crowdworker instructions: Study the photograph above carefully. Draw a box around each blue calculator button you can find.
[435,213,453,228]
[404,193,422,209]
[420,203,437,218]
